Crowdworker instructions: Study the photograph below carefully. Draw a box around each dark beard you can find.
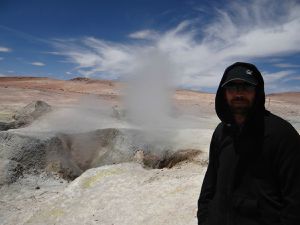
[229,104,251,115]
[228,97,252,116]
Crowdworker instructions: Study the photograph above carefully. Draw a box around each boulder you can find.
[12,100,52,127]
[0,101,52,131]
[0,131,82,185]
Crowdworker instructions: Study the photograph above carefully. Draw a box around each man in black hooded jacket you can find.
[197,62,300,225]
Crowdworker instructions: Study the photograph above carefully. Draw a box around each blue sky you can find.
[0,0,299,93]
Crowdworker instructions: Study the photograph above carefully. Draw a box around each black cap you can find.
[222,66,258,87]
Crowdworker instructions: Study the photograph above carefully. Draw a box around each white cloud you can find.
[282,75,300,82]
[0,73,41,78]
[54,0,300,92]
[262,70,300,93]
[0,46,11,52]
[263,70,294,84]
[288,76,300,81]
[128,29,159,40]
[53,37,135,78]
[274,63,300,68]
[31,61,45,66]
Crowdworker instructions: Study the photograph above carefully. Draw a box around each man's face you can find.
[224,80,256,116]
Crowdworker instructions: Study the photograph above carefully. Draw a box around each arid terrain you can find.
[0,77,299,225]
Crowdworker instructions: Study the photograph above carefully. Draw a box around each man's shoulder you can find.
[214,122,225,133]
[264,111,299,137]
[212,122,226,141]
[215,122,224,130]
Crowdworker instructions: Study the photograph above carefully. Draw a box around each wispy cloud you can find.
[0,46,11,52]
[52,37,135,78]
[288,76,300,81]
[0,57,3,60]
[263,70,295,84]
[54,0,300,92]
[31,61,45,66]
[263,70,300,93]
[274,63,300,68]
[282,74,300,82]
[0,25,51,45]
[0,72,40,77]
[128,29,159,40]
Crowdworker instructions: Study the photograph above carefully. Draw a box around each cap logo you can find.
[246,69,253,75]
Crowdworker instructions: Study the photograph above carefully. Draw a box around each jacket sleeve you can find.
[197,128,219,225]
[275,126,300,225]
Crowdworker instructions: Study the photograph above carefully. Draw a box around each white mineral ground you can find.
[0,78,299,225]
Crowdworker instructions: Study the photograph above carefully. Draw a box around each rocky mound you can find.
[0,101,51,131]
[0,131,81,185]
[0,128,205,186]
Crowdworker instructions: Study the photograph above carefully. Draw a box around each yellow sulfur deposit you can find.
[81,168,123,189]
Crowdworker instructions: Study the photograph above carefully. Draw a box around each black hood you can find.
[215,62,266,125]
